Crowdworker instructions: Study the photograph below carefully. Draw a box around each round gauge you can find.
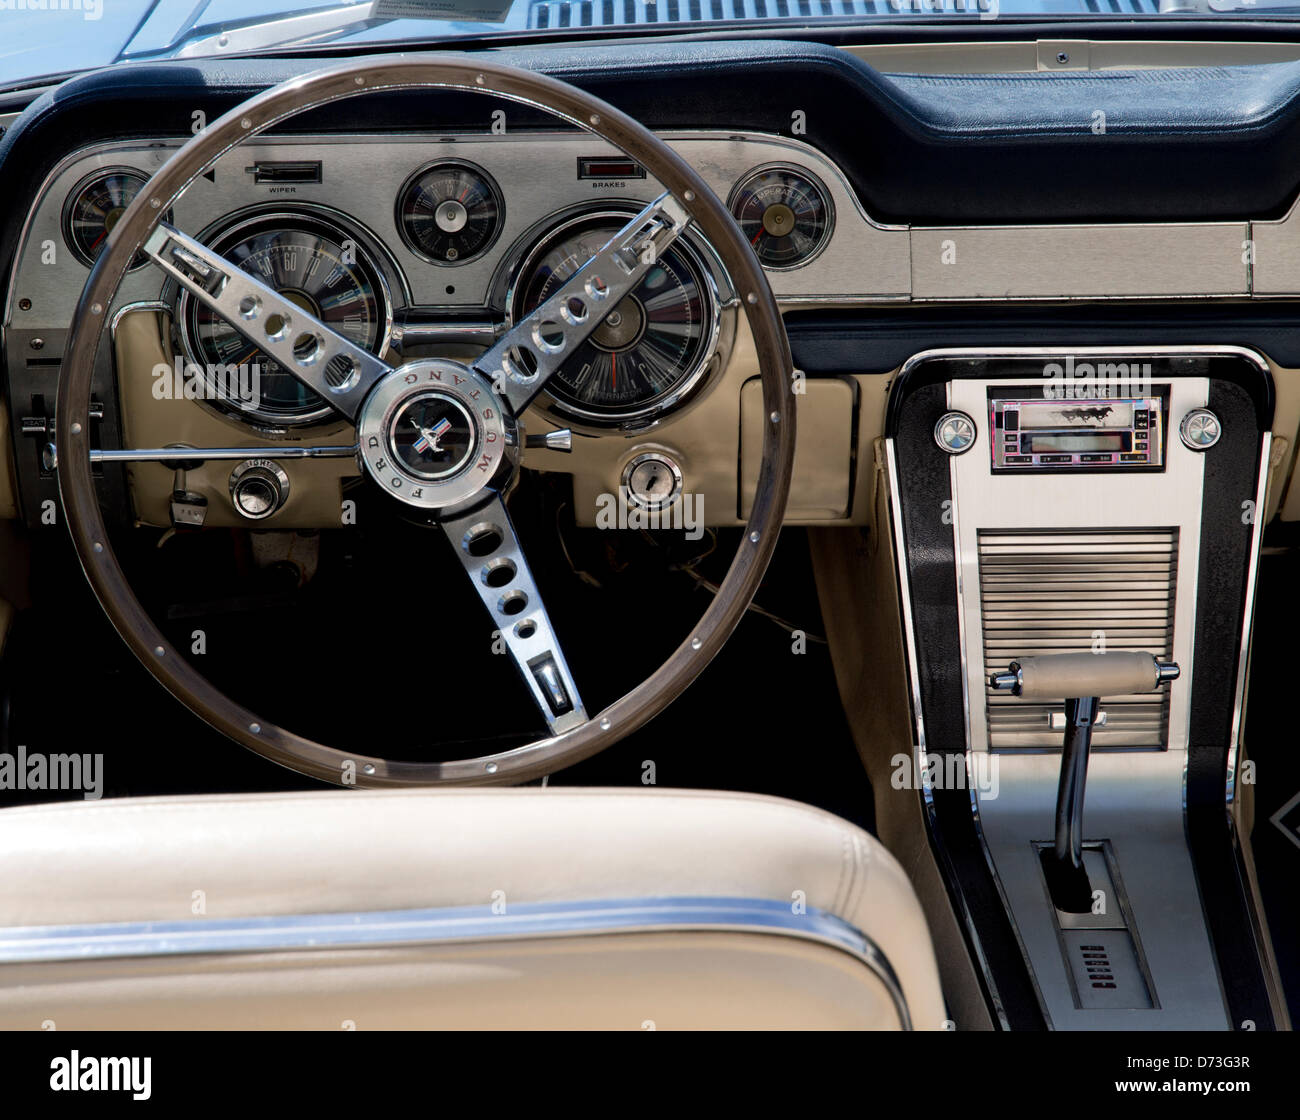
[509,210,718,424]
[728,165,834,270]
[396,160,504,266]
[62,168,170,270]
[177,213,390,428]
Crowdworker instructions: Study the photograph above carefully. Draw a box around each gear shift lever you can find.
[990,651,1180,913]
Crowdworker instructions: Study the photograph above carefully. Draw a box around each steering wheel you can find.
[56,56,796,787]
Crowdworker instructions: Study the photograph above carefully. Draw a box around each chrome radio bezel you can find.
[988,384,1171,473]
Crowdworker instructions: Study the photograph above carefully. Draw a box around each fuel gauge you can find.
[62,168,168,270]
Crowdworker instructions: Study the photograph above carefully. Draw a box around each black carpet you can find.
[0,476,873,832]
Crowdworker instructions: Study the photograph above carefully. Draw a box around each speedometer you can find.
[177,212,391,429]
[509,210,719,425]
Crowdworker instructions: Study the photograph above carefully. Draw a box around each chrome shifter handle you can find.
[989,651,1180,913]
[988,651,1179,698]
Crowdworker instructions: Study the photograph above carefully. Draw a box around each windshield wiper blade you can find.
[123,0,392,60]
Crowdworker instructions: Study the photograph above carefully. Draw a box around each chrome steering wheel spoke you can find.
[439,494,586,736]
[474,191,691,416]
[142,222,393,422]
[87,445,358,463]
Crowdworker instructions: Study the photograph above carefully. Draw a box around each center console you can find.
[886,347,1276,1029]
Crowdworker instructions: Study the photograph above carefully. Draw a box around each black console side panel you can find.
[892,381,1045,1030]
[1189,378,1275,1030]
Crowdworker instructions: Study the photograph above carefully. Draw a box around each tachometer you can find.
[396,160,504,266]
[509,210,718,424]
[728,165,834,270]
[177,213,390,428]
[63,169,170,270]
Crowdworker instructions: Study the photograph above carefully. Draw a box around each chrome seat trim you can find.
[0,895,912,1029]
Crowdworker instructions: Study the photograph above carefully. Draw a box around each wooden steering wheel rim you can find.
[55,54,797,787]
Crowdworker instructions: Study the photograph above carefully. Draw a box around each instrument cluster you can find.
[55,145,841,434]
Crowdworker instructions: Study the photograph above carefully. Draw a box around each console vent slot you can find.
[977,528,1177,751]
[1062,930,1154,1009]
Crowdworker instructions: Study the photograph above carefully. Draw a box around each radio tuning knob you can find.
[229,459,290,520]
[1179,408,1221,451]
[934,411,977,455]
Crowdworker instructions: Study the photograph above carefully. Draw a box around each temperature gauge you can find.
[728,165,834,270]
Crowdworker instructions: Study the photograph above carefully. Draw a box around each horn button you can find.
[356,359,517,515]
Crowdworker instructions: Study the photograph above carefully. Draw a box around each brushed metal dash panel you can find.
[912,224,1249,300]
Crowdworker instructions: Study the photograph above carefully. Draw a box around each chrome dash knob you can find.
[229,459,289,520]
[934,411,977,455]
[1179,409,1221,451]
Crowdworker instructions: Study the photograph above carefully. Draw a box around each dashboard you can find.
[3,40,1300,537]
[0,34,1296,1033]
[4,127,895,529]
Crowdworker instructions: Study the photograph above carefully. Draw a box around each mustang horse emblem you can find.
[412,416,453,455]
[1057,405,1115,424]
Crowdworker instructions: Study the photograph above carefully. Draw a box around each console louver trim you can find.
[977,528,1177,751]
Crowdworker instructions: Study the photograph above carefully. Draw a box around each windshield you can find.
[1,0,1298,91]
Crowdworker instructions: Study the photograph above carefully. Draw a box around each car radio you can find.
[989,387,1170,472]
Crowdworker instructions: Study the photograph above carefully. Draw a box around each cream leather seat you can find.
[0,788,945,1030]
